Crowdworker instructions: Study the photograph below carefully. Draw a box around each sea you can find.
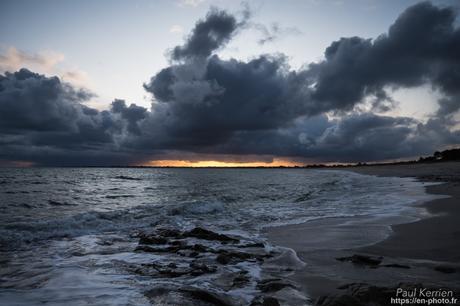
[0,168,435,305]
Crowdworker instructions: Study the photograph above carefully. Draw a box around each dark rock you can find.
[250,296,281,306]
[261,297,280,306]
[336,284,351,290]
[317,283,436,306]
[317,283,392,306]
[257,278,281,284]
[216,253,232,265]
[381,263,411,269]
[170,240,186,246]
[316,294,363,306]
[156,228,182,238]
[144,286,172,299]
[191,244,209,252]
[434,265,456,273]
[232,273,250,287]
[189,270,206,276]
[216,250,265,265]
[134,260,217,278]
[225,250,265,260]
[176,249,204,258]
[179,287,234,306]
[336,254,383,266]
[189,261,217,275]
[132,263,163,277]
[138,233,168,245]
[135,245,180,253]
[257,279,296,292]
[157,267,191,277]
[237,242,265,248]
[184,227,239,243]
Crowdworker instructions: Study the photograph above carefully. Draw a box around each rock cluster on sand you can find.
[131,226,301,306]
[336,254,383,266]
[336,253,412,270]
[316,282,404,306]
[316,283,460,306]
[336,253,459,273]
[317,253,460,305]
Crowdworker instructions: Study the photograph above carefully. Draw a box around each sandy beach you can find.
[266,162,460,305]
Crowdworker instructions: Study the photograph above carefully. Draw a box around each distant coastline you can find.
[17,147,459,169]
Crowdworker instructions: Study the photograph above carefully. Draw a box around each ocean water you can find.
[0,168,434,305]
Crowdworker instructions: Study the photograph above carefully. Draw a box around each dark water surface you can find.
[0,168,432,305]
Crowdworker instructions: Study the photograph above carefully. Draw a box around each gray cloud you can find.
[111,99,148,135]
[140,2,460,160]
[0,69,95,133]
[201,112,459,163]
[143,54,312,147]
[171,8,243,61]
[1,2,460,166]
[0,69,149,166]
[308,2,460,114]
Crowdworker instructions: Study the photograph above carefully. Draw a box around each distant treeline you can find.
[353,148,460,167]
[418,148,460,163]
[302,148,460,168]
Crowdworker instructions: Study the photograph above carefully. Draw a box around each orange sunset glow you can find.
[143,158,305,168]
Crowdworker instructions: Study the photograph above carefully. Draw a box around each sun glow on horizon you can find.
[143,158,305,168]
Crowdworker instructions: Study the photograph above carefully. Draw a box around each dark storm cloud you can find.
[111,99,147,135]
[141,2,460,161]
[143,54,311,148]
[0,69,93,133]
[308,1,460,113]
[1,2,460,166]
[171,8,242,61]
[141,11,320,152]
[205,112,459,163]
[145,9,314,141]
[309,114,422,161]
[0,69,150,166]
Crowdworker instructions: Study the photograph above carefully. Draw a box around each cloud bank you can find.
[1,2,459,166]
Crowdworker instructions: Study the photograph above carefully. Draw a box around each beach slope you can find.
[266,162,460,305]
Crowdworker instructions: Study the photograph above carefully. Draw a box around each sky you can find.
[0,0,459,166]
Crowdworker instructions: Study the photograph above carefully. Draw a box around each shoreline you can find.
[265,162,460,304]
[347,163,460,263]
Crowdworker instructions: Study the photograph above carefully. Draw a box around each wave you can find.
[48,199,77,206]
[169,201,225,216]
[114,175,142,181]
[105,195,136,199]
[0,169,436,254]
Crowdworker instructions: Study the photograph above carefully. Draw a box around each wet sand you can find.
[265,162,460,304]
